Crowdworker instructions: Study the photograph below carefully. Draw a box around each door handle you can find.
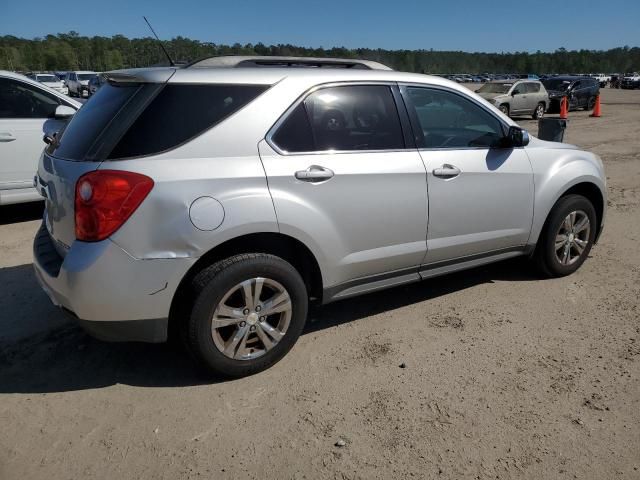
[0,132,16,142]
[433,164,461,178]
[295,165,334,182]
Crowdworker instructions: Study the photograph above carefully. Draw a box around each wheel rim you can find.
[536,105,544,118]
[554,210,591,266]
[500,106,508,114]
[211,277,292,360]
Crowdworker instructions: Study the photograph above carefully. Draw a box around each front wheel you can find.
[184,253,308,378]
[499,104,510,116]
[534,194,597,277]
[532,102,545,119]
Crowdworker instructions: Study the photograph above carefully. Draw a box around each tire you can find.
[184,253,308,378]
[586,96,596,111]
[499,104,510,116]
[532,102,545,119]
[533,194,597,278]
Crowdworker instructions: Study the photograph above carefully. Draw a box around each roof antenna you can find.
[143,16,175,66]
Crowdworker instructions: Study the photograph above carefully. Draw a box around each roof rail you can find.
[185,55,392,71]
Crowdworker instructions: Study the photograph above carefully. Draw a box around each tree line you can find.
[1,32,638,74]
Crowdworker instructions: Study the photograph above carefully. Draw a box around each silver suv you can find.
[33,56,606,377]
[476,80,549,119]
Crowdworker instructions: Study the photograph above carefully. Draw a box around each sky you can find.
[2,0,639,53]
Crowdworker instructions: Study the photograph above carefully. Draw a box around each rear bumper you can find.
[33,222,195,343]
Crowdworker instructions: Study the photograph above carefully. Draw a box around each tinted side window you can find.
[271,103,314,153]
[109,84,269,159]
[405,87,505,149]
[272,85,404,153]
[512,83,525,94]
[0,78,61,119]
[527,83,541,93]
[51,83,140,160]
[306,85,404,151]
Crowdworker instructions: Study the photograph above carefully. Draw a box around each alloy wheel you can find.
[210,277,292,360]
[554,210,591,266]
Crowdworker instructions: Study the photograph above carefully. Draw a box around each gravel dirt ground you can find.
[1,87,639,480]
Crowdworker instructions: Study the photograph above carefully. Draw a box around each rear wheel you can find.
[184,253,308,378]
[534,194,596,277]
[532,102,545,119]
[586,96,596,111]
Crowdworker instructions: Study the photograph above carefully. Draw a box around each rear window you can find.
[109,84,268,159]
[49,83,141,160]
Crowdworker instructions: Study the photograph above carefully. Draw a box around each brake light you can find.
[75,170,154,241]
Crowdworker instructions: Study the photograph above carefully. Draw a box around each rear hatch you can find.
[36,71,172,252]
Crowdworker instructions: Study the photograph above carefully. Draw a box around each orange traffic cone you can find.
[559,96,568,119]
[590,95,601,117]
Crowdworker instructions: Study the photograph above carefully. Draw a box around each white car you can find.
[591,73,611,87]
[29,73,69,95]
[65,71,97,98]
[0,71,81,205]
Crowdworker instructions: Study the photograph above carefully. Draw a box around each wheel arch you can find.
[559,182,604,235]
[530,178,606,248]
[168,232,324,336]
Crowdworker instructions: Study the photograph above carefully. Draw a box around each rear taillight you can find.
[75,170,154,242]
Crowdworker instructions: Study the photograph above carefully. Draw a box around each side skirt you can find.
[322,246,528,304]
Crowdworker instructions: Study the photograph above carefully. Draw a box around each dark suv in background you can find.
[542,76,600,112]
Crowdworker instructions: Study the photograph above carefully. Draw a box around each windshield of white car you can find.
[36,75,58,82]
[477,83,512,94]
[77,74,97,81]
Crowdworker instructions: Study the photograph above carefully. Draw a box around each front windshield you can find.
[542,79,571,91]
[78,73,97,81]
[478,83,512,94]
[36,75,58,82]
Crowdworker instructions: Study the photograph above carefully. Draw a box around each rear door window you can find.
[271,85,405,153]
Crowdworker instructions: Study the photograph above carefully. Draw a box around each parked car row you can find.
[26,73,68,95]
[475,75,601,119]
[23,71,105,97]
[435,73,539,83]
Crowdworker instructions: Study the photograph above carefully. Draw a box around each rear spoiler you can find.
[105,68,176,85]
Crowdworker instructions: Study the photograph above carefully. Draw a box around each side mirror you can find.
[54,105,76,119]
[506,126,530,147]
